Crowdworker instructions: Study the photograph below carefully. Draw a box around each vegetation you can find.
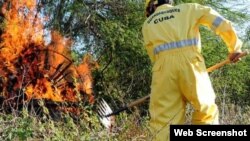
[0,0,249,140]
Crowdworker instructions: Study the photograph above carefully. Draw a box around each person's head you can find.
[145,0,157,17]
[157,0,173,6]
[145,0,173,17]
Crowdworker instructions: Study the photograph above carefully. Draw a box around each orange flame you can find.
[0,0,96,103]
[0,0,43,62]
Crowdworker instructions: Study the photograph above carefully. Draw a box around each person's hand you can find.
[228,52,243,63]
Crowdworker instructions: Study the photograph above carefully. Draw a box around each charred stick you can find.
[44,49,50,70]
[45,49,73,62]
[54,71,71,85]
[50,62,64,81]
[53,62,72,82]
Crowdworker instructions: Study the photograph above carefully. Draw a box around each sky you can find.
[221,0,250,38]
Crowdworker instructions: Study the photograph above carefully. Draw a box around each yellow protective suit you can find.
[142,3,242,141]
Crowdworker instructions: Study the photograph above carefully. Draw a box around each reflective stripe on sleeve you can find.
[212,17,223,28]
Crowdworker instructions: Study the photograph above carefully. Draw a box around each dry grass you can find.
[0,102,249,140]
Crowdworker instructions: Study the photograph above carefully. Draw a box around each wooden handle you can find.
[127,95,150,108]
[206,59,230,72]
[207,50,249,72]
[104,95,150,117]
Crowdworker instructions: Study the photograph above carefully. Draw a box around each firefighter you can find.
[142,0,243,140]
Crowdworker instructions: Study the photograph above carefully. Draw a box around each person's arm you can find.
[194,4,242,56]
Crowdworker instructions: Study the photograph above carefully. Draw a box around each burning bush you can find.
[0,0,97,113]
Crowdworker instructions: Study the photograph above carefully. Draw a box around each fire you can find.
[0,0,96,104]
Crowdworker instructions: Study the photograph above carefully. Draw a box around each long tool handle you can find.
[127,95,150,108]
[105,50,249,117]
[207,50,249,72]
[104,95,150,117]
